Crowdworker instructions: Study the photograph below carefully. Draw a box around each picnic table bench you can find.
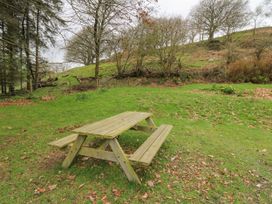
[49,112,173,184]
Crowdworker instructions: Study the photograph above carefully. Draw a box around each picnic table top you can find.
[72,111,152,139]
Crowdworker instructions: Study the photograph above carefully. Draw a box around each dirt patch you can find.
[0,162,9,181]
[254,88,272,100]
[0,98,34,107]
[39,150,65,170]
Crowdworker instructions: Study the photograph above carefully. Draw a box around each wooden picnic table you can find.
[49,111,172,184]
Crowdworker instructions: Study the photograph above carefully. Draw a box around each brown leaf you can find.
[147,180,155,187]
[48,184,57,191]
[34,187,46,195]
[101,195,111,204]
[141,192,149,199]
[67,175,76,180]
[112,188,121,197]
[86,191,97,202]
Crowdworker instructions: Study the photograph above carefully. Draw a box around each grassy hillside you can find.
[1,83,272,203]
[53,27,272,83]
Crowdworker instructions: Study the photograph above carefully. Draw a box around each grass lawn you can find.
[0,84,272,203]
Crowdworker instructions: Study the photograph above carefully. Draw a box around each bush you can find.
[221,86,235,95]
[208,85,236,95]
[226,57,272,83]
[207,39,222,50]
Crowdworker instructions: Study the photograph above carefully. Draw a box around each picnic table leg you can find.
[109,138,141,184]
[62,135,87,168]
[146,117,157,129]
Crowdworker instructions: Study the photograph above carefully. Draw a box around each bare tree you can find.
[188,7,205,42]
[252,6,264,36]
[264,0,272,17]
[107,28,136,76]
[68,0,154,85]
[153,17,188,75]
[221,0,249,38]
[65,26,96,65]
[190,0,249,42]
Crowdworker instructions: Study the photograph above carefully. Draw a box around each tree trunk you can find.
[208,31,214,41]
[6,8,19,96]
[34,8,40,90]
[19,45,23,90]
[25,5,32,92]
[1,21,7,95]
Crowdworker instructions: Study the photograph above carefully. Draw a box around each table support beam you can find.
[62,135,87,168]
[109,138,141,184]
[146,117,157,129]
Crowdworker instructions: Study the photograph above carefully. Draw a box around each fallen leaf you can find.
[67,175,76,180]
[101,195,111,204]
[256,184,262,188]
[48,184,57,191]
[34,187,46,195]
[86,191,97,202]
[147,180,155,187]
[171,155,178,161]
[79,183,85,189]
[142,192,149,199]
[112,188,121,197]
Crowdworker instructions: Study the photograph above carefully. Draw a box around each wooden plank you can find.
[92,112,140,135]
[91,112,151,136]
[109,138,141,184]
[73,112,152,139]
[48,134,78,149]
[130,126,166,161]
[73,112,133,135]
[130,125,172,165]
[78,147,118,162]
[103,113,152,137]
[84,112,135,134]
[62,135,87,168]
[139,125,172,165]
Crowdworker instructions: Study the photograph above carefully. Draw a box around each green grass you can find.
[0,83,272,203]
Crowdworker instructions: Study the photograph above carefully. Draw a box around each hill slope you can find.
[52,27,272,87]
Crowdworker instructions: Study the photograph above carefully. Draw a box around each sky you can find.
[44,0,266,64]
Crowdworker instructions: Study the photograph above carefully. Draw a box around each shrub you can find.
[207,39,222,51]
[221,86,235,95]
[226,57,272,83]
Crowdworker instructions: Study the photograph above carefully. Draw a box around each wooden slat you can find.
[140,125,172,165]
[130,125,173,166]
[48,134,78,148]
[78,147,118,162]
[72,112,135,137]
[104,113,152,137]
[130,127,165,161]
[73,112,152,139]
